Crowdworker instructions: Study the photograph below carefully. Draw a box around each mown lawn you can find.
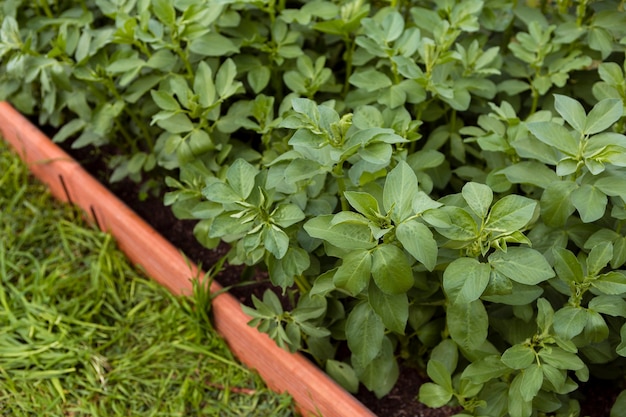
[0,140,297,416]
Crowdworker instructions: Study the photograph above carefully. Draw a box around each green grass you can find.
[0,140,297,416]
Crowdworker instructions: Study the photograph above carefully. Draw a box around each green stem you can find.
[294,274,311,293]
[114,119,136,150]
[576,0,588,27]
[333,162,349,211]
[105,78,155,152]
[529,85,539,115]
[174,46,194,79]
[39,0,54,18]
[342,35,356,96]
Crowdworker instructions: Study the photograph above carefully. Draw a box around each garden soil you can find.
[63,145,620,417]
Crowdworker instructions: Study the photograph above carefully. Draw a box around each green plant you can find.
[4,0,626,415]
[0,140,296,416]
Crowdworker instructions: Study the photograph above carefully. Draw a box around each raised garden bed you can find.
[0,101,376,417]
[4,1,626,416]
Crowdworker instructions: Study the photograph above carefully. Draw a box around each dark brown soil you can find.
[61,145,622,417]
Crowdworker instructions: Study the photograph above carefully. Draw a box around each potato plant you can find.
[3,0,626,415]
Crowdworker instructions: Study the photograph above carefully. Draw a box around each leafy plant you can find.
[4,0,626,415]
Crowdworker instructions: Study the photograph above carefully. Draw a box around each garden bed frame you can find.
[0,101,376,417]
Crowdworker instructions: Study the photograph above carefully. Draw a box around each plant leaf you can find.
[592,271,626,295]
[501,344,535,370]
[368,284,409,334]
[304,215,376,250]
[326,360,359,394]
[396,219,438,271]
[584,98,623,135]
[333,250,372,295]
[554,94,586,133]
[553,306,588,339]
[540,181,577,227]
[571,184,607,223]
[462,182,493,219]
[527,121,578,156]
[226,159,258,199]
[344,191,381,219]
[485,195,537,233]
[345,302,385,365]
[443,257,491,304]
[447,300,488,351]
[263,225,289,259]
[418,382,453,408]
[488,248,554,285]
[371,244,414,294]
[383,160,418,222]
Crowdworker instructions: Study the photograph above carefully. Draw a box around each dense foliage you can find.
[3,0,626,415]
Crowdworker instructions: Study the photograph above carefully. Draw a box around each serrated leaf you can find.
[396,219,438,271]
[357,336,399,397]
[248,65,271,94]
[583,309,609,343]
[594,175,626,199]
[443,257,491,304]
[372,244,414,294]
[209,211,253,237]
[430,339,458,375]
[536,298,554,333]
